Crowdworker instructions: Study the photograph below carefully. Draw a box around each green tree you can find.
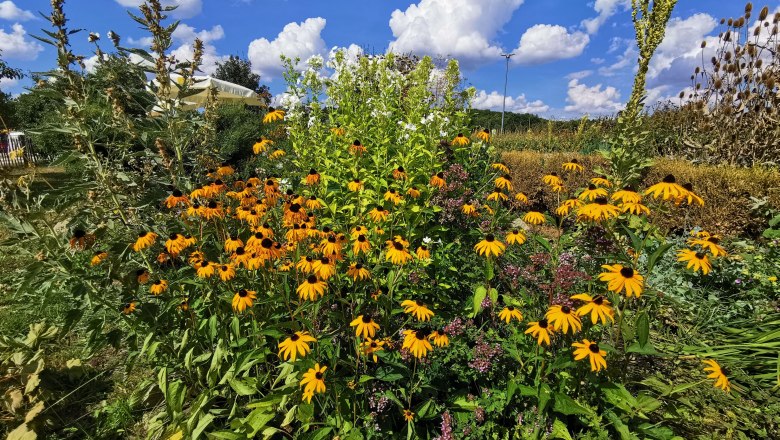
[0,52,23,130]
[214,55,271,105]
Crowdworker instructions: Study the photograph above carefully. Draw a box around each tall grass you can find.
[493,117,614,153]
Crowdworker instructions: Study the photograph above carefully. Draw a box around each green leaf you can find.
[626,342,661,355]
[553,393,593,416]
[228,378,257,396]
[647,242,673,273]
[604,411,635,440]
[244,408,275,437]
[192,414,215,440]
[636,312,649,348]
[471,286,487,317]
[549,419,573,440]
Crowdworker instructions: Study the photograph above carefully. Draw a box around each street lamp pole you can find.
[500,53,515,135]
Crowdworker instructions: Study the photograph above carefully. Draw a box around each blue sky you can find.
[1,0,776,118]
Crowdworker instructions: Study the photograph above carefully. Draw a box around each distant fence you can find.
[0,133,44,168]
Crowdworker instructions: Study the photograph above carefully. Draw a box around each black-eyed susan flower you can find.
[347,179,363,192]
[689,234,727,257]
[495,174,513,191]
[611,186,642,204]
[407,186,421,198]
[452,133,470,146]
[252,137,274,154]
[216,164,234,177]
[165,189,189,208]
[320,235,342,256]
[122,302,137,315]
[195,260,216,278]
[401,300,434,321]
[350,315,380,338]
[487,188,508,202]
[231,247,252,267]
[571,293,614,325]
[384,189,403,205]
[392,166,408,180]
[542,173,562,187]
[403,409,415,422]
[263,107,285,123]
[644,174,687,200]
[305,169,320,185]
[297,275,327,301]
[150,279,168,295]
[349,139,367,155]
[403,329,433,358]
[572,339,607,372]
[546,305,582,334]
[224,235,243,253]
[514,192,529,204]
[498,306,523,323]
[416,245,431,260]
[556,199,582,216]
[232,289,256,312]
[352,234,371,255]
[677,249,712,275]
[189,250,205,265]
[577,197,621,222]
[482,204,495,215]
[136,269,150,284]
[590,175,612,187]
[620,202,650,216]
[369,206,390,222]
[133,231,158,252]
[579,184,608,201]
[477,128,491,142]
[492,163,509,174]
[598,264,644,297]
[523,211,546,226]
[279,331,317,362]
[525,319,553,346]
[428,330,449,347]
[361,338,385,362]
[506,229,526,245]
[347,262,371,281]
[675,183,704,206]
[165,233,188,255]
[90,251,108,266]
[201,201,225,220]
[69,229,92,249]
[300,363,327,402]
[703,359,730,392]
[430,172,446,188]
[305,196,322,210]
[313,256,336,280]
[386,236,412,265]
[217,263,236,281]
[331,125,345,136]
[296,256,316,273]
[269,149,286,160]
[179,299,189,311]
[474,234,506,258]
[562,159,584,172]
[462,203,478,216]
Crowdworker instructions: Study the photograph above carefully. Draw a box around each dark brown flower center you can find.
[538,319,549,328]
[589,343,600,353]
[420,245,427,251]
[235,247,246,255]
[595,197,608,205]
[214,179,223,186]
[307,275,318,284]
[353,140,361,146]
[437,172,444,178]
[593,296,604,305]
[562,306,571,314]
[221,265,228,271]
[290,334,300,341]
[362,315,372,323]
[415,330,427,340]
[290,203,301,212]
[507,306,515,311]
[588,184,596,190]
[695,252,706,260]
[172,189,182,197]
[393,241,404,250]
[485,234,495,242]
[358,235,366,242]
[355,263,363,270]
[620,267,635,278]
[309,169,318,175]
[238,289,248,297]
[315,371,324,379]
[662,174,676,183]
[207,201,217,209]
[261,238,273,249]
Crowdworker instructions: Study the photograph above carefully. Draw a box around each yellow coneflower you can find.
[186,203,204,218]
[297,275,327,301]
[361,338,385,362]
[304,168,321,185]
[542,173,562,187]
[406,186,421,198]
[495,174,513,191]
[703,359,731,392]
[644,174,687,200]
[487,188,508,202]
[352,234,371,255]
[598,264,644,297]
[349,139,367,155]
[179,299,189,311]
[452,133,470,146]
[189,250,205,265]
[579,184,608,201]
[474,234,506,258]
[577,197,621,222]
[384,189,403,205]
[218,263,237,281]
[403,409,415,422]
[133,231,158,252]
[255,223,274,239]
[523,211,546,225]
[306,196,322,210]
[556,199,582,216]
[69,229,92,250]
[492,163,510,174]
[620,202,650,216]
[231,247,252,268]
[150,279,168,295]
[320,235,342,256]
[90,251,108,266]
[571,293,614,325]
[279,331,317,362]
[252,137,274,154]
[514,192,529,204]
[224,235,244,253]
[331,125,345,136]
[269,149,286,160]
[416,245,431,260]
[195,260,216,278]
[562,159,584,172]
[201,201,225,220]
[122,302,137,315]
[525,319,553,346]
[546,305,582,334]
[572,339,607,372]
[498,306,523,323]
[590,176,612,188]
[313,256,336,280]
[216,164,234,177]
[347,262,370,281]
[392,166,408,180]
[263,107,285,123]
[677,249,712,275]
[300,363,327,403]
[347,179,363,192]
[232,289,257,313]
[350,315,380,338]
[428,330,449,347]
[506,229,526,245]
[675,183,704,206]
[403,329,433,358]
[165,233,188,255]
[165,189,189,208]
[462,203,478,216]
[430,172,446,188]
[611,186,642,204]
[477,128,491,142]
[688,234,727,257]
[386,236,413,265]
[400,299,434,321]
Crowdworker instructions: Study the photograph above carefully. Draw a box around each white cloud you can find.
[513,24,589,65]
[564,79,624,114]
[388,0,525,67]
[114,0,202,19]
[590,57,605,65]
[649,13,717,79]
[0,76,19,91]
[0,1,34,21]
[247,17,327,81]
[170,41,226,75]
[566,70,593,80]
[581,0,630,34]
[0,23,43,60]
[172,24,224,43]
[472,90,549,114]
[127,35,154,47]
[598,45,637,76]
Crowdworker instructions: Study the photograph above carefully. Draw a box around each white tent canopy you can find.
[151,75,264,113]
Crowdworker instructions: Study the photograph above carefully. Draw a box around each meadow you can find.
[1,1,779,439]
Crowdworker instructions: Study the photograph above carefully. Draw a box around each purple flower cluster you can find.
[368,385,389,414]
[474,406,486,424]
[443,317,467,337]
[434,411,454,440]
[430,164,473,225]
[468,333,503,373]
